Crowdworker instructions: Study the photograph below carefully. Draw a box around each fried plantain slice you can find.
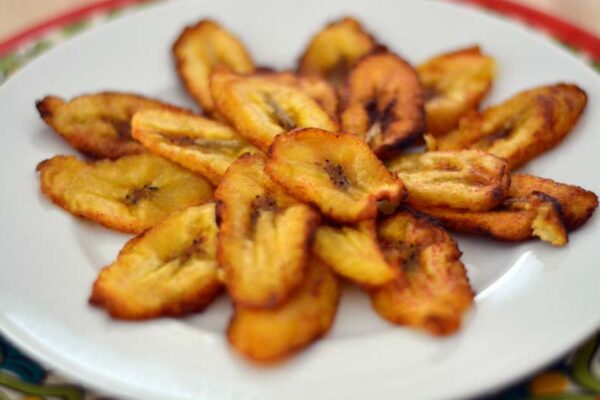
[90,203,221,319]
[259,72,339,118]
[216,154,320,308]
[312,220,397,287]
[418,46,496,136]
[131,108,258,185]
[341,52,425,158]
[211,71,338,151]
[36,92,182,159]
[266,128,406,223]
[387,150,510,211]
[420,192,568,246]
[37,153,213,233]
[369,209,474,335]
[298,17,377,90]
[510,174,598,230]
[173,19,255,113]
[428,83,587,169]
[228,258,340,363]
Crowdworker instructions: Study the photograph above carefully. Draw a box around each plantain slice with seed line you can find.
[228,258,340,363]
[418,46,496,136]
[510,174,598,231]
[37,153,213,234]
[266,128,406,223]
[260,72,339,118]
[211,71,338,151]
[312,220,397,287]
[420,192,568,246]
[131,108,259,185]
[298,17,377,91]
[215,154,320,308]
[387,150,510,211]
[369,209,474,335]
[173,19,255,113]
[90,203,221,319]
[36,92,183,159]
[341,52,425,158]
[427,83,587,170]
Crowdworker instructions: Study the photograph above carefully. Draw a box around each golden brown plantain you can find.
[369,209,474,335]
[298,17,377,90]
[341,52,425,158]
[36,92,182,159]
[427,83,587,169]
[90,203,221,319]
[259,71,339,118]
[421,192,568,246]
[215,154,320,308]
[228,258,340,363]
[37,153,213,234]
[131,108,258,185]
[211,71,338,151]
[173,19,255,112]
[266,128,406,223]
[312,220,397,287]
[387,150,510,211]
[510,174,598,230]
[418,46,496,136]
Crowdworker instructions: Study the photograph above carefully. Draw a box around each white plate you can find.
[1,0,599,399]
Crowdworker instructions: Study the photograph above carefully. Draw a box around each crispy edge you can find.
[297,16,379,79]
[37,154,213,234]
[226,259,340,363]
[510,173,598,231]
[418,45,496,136]
[172,19,255,113]
[340,51,425,158]
[89,205,222,319]
[35,92,189,159]
[370,208,474,335]
[389,150,510,211]
[266,128,407,223]
[215,153,321,308]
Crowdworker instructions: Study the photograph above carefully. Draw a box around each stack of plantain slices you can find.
[35,17,597,364]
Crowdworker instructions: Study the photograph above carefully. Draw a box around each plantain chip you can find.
[36,92,182,159]
[387,150,510,211]
[418,46,496,136]
[90,203,221,319]
[510,174,598,231]
[266,128,406,223]
[369,209,474,335]
[421,192,568,246]
[131,108,258,185]
[215,154,320,308]
[228,257,340,363]
[37,153,213,234]
[259,71,339,118]
[312,220,397,287]
[428,83,587,169]
[211,71,338,151]
[341,52,425,158]
[173,19,255,113]
[298,17,377,91]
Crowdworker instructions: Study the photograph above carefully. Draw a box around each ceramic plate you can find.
[1,0,599,399]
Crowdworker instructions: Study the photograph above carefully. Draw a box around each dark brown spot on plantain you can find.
[250,194,278,225]
[264,93,297,131]
[323,159,350,190]
[125,184,159,205]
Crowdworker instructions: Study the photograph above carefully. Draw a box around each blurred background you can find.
[1,0,599,42]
